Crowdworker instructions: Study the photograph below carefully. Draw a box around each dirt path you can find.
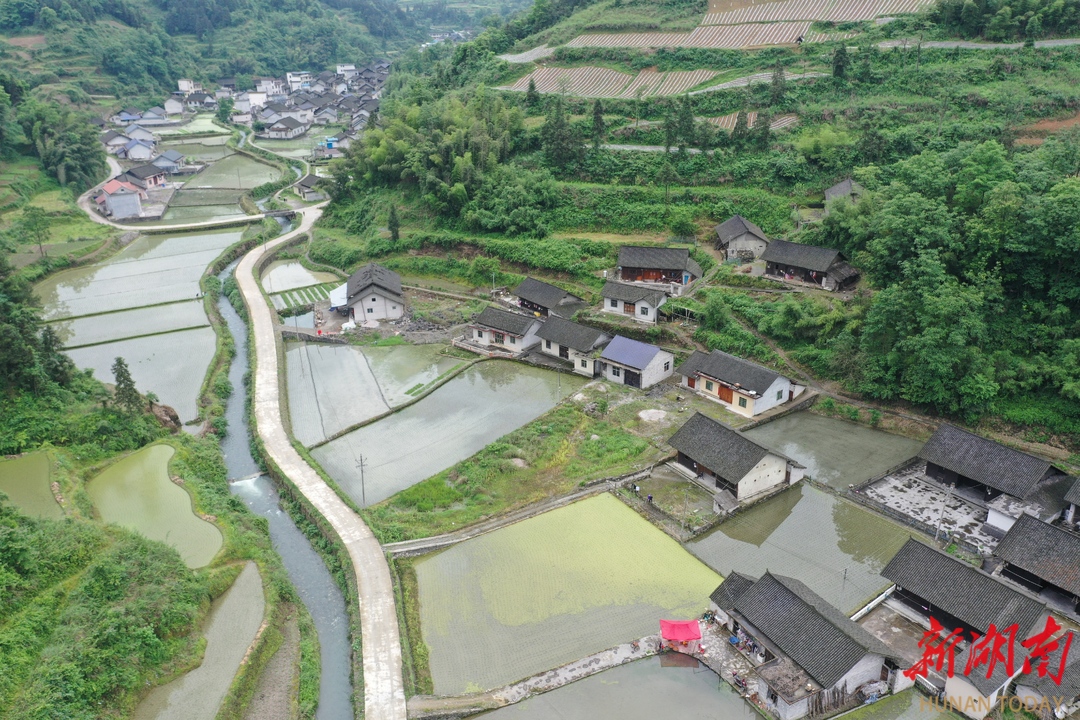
[244,612,300,720]
[879,37,1080,49]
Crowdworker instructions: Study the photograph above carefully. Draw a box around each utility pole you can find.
[934,483,955,543]
[355,454,367,507]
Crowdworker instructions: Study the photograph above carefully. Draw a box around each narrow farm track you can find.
[235,203,408,720]
[879,37,1080,49]
[688,71,827,94]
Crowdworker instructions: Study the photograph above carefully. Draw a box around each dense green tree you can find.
[388,203,400,240]
[731,110,750,146]
[15,99,105,190]
[591,98,605,151]
[656,159,680,211]
[19,207,49,259]
[754,112,772,150]
[675,94,696,152]
[215,97,234,124]
[832,45,850,79]
[541,95,579,167]
[110,357,142,415]
[0,255,73,392]
[525,77,540,108]
[770,63,786,104]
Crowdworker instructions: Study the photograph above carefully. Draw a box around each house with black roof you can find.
[616,246,702,295]
[761,239,859,291]
[677,349,805,418]
[465,307,541,356]
[266,116,309,139]
[668,412,804,511]
[712,572,905,720]
[535,316,610,376]
[512,277,586,318]
[118,164,167,189]
[707,571,757,630]
[714,215,770,260]
[599,281,667,324]
[824,178,864,206]
[329,263,404,321]
[994,513,1080,614]
[294,174,325,202]
[1015,642,1080,719]
[1066,477,1080,529]
[598,335,673,389]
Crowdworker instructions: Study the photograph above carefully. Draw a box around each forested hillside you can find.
[323,3,1080,448]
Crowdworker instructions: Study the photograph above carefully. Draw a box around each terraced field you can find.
[706,111,800,130]
[501,67,718,97]
[701,0,932,24]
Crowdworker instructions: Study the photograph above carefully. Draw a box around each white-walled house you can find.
[598,335,673,389]
[266,117,308,139]
[332,263,404,321]
[677,349,805,418]
[467,307,541,355]
[710,572,903,720]
[164,97,185,116]
[600,281,667,324]
[668,412,804,506]
[714,214,770,260]
[535,316,610,377]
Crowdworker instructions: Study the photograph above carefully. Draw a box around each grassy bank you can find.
[390,556,433,696]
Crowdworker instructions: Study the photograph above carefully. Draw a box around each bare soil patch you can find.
[244,611,300,720]
[5,35,46,48]
[1017,111,1080,145]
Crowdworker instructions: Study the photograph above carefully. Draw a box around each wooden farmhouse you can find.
[616,246,702,295]
[597,335,673,389]
[329,263,404,321]
[512,277,587,318]
[993,513,1080,614]
[677,349,805,418]
[667,412,804,512]
[600,281,666,324]
[535,316,610,377]
[466,307,541,356]
[709,572,906,720]
[714,214,770,260]
[761,239,859,291]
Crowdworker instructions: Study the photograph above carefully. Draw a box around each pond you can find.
[687,485,916,614]
[0,453,61,519]
[286,343,464,445]
[132,561,265,720]
[262,260,340,293]
[50,300,209,348]
[35,227,244,320]
[470,656,756,720]
[311,361,585,506]
[415,494,722,695]
[744,412,924,490]
[837,689,953,720]
[65,326,217,423]
[156,115,231,137]
[87,444,223,568]
[185,153,280,190]
[159,139,233,162]
[161,204,248,223]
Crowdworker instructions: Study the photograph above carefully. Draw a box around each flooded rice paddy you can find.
[132,561,265,720]
[688,485,916,613]
[36,228,244,320]
[161,203,249,223]
[87,444,222,568]
[285,342,462,446]
[155,116,230,137]
[471,656,755,720]
[312,361,584,506]
[415,494,721,695]
[0,453,61,519]
[159,138,233,161]
[66,327,217,422]
[185,153,280,190]
[51,300,208,348]
[744,412,924,490]
[261,260,340,293]
[839,689,953,720]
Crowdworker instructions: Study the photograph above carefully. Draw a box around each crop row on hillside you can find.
[564,21,828,49]
[501,66,719,97]
[701,0,931,24]
[706,111,800,130]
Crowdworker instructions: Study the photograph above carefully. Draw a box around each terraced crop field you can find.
[701,0,932,24]
[706,111,799,130]
[502,67,718,97]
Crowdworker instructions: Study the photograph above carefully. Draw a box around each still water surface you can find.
[0,453,61,519]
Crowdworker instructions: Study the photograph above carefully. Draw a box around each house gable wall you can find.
[726,233,769,260]
[736,454,789,500]
[346,288,403,320]
[600,296,664,324]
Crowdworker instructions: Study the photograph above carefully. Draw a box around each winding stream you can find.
[217,260,354,719]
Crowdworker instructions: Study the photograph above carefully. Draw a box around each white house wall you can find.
[726,233,769,260]
[834,653,885,696]
[601,297,663,324]
[106,192,142,219]
[641,351,675,388]
[349,290,403,320]
[943,674,1006,720]
[737,454,790,500]
[539,341,598,376]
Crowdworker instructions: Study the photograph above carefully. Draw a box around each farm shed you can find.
[616,246,702,295]
[598,335,673,389]
[715,572,902,720]
[714,215,770,260]
[667,412,803,509]
[512,277,587,318]
[993,513,1080,614]
[600,281,667,324]
[535,315,610,376]
[294,174,326,201]
[467,307,541,355]
[760,239,859,291]
[677,349,804,418]
[334,263,404,321]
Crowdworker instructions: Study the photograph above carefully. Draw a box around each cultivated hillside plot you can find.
[702,0,932,24]
[565,22,823,48]
[501,66,718,97]
[706,111,800,130]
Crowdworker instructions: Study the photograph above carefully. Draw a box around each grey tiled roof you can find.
[472,306,537,336]
[125,164,164,179]
[882,539,1046,635]
[676,349,782,396]
[513,277,581,310]
[995,514,1080,596]
[346,263,402,301]
[714,215,769,245]
[709,571,757,610]
[1020,634,1080,699]
[599,335,662,370]
[824,178,864,203]
[1064,477,1080,506]
[617,246,703,278]
[272,116,306,129]
[919,424,1052,498]
[535,316,609,353]
[600,281,666,306]
[296,174,322,189]
[761,238,844,273]
[734,573,895,688]
[667,412,773,482]
[954,642,1021,696]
